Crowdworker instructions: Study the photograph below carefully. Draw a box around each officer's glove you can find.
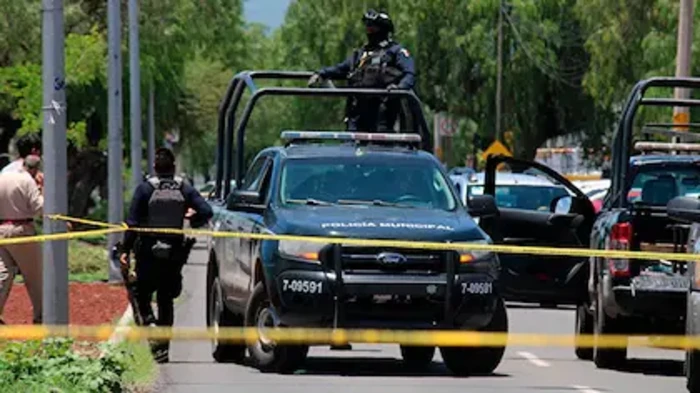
[119,252,131,276]
[386,84,400,91]
[307,73,322,87]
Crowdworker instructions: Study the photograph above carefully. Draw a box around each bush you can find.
[0,338,132,392]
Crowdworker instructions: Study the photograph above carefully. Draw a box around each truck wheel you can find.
[592,288,626,369]
[440,297,508,376]
[400,346,434,370]
[208,276,246,363]
[575,304,593,361]
[245,282,308,373]
[687,350,700,393]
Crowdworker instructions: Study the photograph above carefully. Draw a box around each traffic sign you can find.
[434,113,457,137]
[481,140,512,160]
[673,111,690,131]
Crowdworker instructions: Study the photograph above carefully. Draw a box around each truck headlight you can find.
[455,240,495,264]
[278,240,324,264]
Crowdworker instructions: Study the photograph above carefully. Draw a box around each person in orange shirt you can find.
[0,155,44,324]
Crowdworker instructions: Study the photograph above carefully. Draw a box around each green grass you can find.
[118,339,160,393]
[0,338,159,393]
[67,239,109,282]
[14,239,108,284]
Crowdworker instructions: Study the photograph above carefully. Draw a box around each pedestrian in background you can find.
[0,155,44,324]
[2,134,42,173]
[1,134,43,192]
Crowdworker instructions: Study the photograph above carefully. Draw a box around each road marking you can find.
[572,385,601,393]
[516,351,550,367]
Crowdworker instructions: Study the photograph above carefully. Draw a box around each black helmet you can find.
[362,9,394,34]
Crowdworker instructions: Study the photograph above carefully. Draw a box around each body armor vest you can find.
[348,42,403,88]
[146,176,186,230]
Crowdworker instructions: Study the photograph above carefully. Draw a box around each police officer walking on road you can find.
[308,9,416,132]
[119,148,213,363]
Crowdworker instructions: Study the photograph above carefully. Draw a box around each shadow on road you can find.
[286,356,512,378]
[617,358,684,377]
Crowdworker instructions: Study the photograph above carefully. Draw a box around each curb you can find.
[99,304,135,357]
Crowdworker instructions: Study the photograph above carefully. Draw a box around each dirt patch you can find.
[3,283,129,325]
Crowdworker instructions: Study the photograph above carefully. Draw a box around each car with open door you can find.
[475,155,596,308]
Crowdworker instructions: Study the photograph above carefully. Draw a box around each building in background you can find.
[535,134,606,181]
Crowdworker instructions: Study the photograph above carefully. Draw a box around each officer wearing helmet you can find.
[118,148,213,363]
[308,9,416,132]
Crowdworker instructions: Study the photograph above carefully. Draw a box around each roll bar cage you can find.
[608,77,700,207]
[213,70,432,199]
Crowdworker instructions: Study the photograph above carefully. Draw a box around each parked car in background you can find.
[573,179,610,213]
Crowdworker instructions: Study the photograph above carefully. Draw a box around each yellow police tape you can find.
[0,325,698,349]
[46,214,124,229]
[124,226,700,263]
[0,227,126,246]
[0,214,696,263]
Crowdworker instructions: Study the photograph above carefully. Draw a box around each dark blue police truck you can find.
[204,71,506,375]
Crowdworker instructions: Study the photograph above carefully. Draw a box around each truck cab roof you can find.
[630,154,700,166]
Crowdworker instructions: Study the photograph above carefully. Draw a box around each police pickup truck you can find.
[205,131,506,375]
[573,77,700,370]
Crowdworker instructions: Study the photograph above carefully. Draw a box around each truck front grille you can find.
[336,246,446,274]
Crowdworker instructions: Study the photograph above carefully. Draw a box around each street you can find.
[156,246,686,393]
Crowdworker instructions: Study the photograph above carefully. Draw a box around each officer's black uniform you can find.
[310,9,416,132]
[120,148,213,362]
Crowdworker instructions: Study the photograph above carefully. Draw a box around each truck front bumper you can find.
[273,269,500,330]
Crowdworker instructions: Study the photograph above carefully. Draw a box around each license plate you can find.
[632,275,689,291]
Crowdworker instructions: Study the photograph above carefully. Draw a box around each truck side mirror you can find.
[668,196,700,223]
[467,195,499,218]
[551,195,573,214]
[227,189,265,214]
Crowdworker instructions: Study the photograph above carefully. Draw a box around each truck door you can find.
[479,155,596,304]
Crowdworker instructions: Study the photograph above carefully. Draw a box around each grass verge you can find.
[14,239,108,284]
[117,338,160,393]
[0,337,158,393]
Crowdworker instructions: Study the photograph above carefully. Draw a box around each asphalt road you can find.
[155,246,687,393]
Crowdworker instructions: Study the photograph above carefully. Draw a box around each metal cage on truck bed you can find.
[213,70,434,200]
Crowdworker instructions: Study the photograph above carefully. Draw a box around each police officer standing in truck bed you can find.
[308,9,416,132]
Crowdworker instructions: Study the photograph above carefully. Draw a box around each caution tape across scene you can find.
[0,325,698,349]
[0,215,697,263]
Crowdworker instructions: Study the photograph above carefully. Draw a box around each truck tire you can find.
[592,285,626,369]
[687,350,700,393]
[208,275,246,363]
[575,304,593,361]
[400,346,434,370]
[245,282,308,373]
[440,297,508,376]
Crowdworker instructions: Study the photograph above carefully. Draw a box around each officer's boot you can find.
[150,339,170,364]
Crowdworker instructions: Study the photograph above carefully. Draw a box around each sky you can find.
[243,0,293,30]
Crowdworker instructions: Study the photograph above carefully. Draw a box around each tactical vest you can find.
[348,43,404,88]
[146,176,186,230]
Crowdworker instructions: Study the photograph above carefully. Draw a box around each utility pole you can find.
[107,0,124,283]
[41,0,69,325]
[673,0,694,138]
[147,87,155,176]
[129,0,142,188]
[495,0,504,142]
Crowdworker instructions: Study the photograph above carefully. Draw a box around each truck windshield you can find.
[468,184,569,211]
[279,158,457,211]
[628,166,700,206]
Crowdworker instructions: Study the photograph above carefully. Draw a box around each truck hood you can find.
[270,205,488,242]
